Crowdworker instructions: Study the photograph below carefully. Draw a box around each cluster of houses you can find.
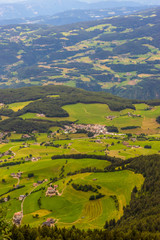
[64,124,109,136]
[122,141,141,149]
[127,112,141,118]
[25,156,41,162]
[46,185,59,197]
[11,172,23,178]
[21,134,34,139]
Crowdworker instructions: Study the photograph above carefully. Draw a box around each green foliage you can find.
[0,117,72,133]
[72,183,99,193]
[144,145,152,149]
[0,108,14,117]
[112,154,160,234]
[110,195,119,210]
[107,126,119,133]
[89,193,105,200]
[121,126,140,130]
[51,153,121,164]
[28,173,34,178]
[156,116,160,124]
[0,208,12,239]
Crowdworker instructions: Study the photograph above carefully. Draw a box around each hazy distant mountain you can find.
[0,0,144,20]
[0,6,149,26]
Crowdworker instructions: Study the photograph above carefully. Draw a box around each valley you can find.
[0,85,160,229]
[0,7,159,99]
[0,3,160,238]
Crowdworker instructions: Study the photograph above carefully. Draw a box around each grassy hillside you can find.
[0,7,160,99]
[0,85,160,231]
[0,128,144,228]
[0,85,159,135]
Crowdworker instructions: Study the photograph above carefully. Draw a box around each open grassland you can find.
[21,171,143,228]
[62,103,160,134]
[8,101,33,112]
[0,97,160,228]
[6,98,159,135]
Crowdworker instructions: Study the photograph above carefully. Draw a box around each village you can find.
[64,124,110,136]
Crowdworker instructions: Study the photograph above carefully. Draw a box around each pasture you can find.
[5,97,159,135]
[0,100,160,228]
[22,170,143,228]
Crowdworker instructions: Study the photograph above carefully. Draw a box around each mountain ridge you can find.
[0,0,145,20]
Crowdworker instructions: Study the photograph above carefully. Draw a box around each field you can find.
[16,101,160,135]
[0,117,156,229]
[0,8,160,100]
[8,101,33,112]
[0,148,143,228]
[0,97,160,228]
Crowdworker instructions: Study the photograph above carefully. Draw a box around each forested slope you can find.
[0,7,160,99]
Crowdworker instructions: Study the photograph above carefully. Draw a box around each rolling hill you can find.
[0,6,149,26]
[0,84,160,238]
[0,7,160,99]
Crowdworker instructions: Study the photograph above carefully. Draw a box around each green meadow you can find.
[15,101,160,134]
[0,128,146,228]
[22,170,143,228]
[0,99,160,228]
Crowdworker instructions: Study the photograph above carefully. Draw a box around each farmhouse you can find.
[128,112,141,118]
[36,114,46,118]
[31,157,41,162]
[22,134,31,139]
[11,172,22,178]
[33,183,38,187]
[19,195,26,201]
[13,212,23,225]
[11,173,16,177]
[46,187,56,196]
[106,115,116,120]
[42,218,55,227]
[46,185,59,197]
[37,180,43,184]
